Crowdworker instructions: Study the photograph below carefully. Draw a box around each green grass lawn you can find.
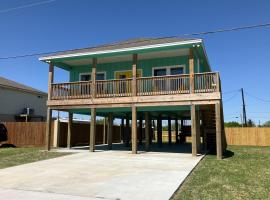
[172,146,270,200]
[0,147,71,169]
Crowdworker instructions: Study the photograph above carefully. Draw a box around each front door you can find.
[115,70,142,95]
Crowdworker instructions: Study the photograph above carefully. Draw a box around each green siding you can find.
[69,105,191,117]
[70,56,194,82]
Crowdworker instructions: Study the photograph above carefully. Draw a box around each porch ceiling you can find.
[61,48,189,67]
[67,105,192,119]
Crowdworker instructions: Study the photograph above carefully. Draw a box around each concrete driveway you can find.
[0,146,203,200]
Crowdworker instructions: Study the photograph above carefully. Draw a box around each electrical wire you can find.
[1,22,270,60]
[223,91,239,103]
[222,89,240,95]
[0,0,58,14]
[245,91,270,102]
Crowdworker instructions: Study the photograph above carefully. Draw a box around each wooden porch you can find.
[50,72,220,100]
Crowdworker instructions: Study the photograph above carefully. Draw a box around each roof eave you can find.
[200,41,212,71]
[39,39,203,62]
[0,84,47,96]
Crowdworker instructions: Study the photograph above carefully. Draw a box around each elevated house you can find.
[40,38,226,159]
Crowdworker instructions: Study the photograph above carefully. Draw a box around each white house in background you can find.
[0,76,47,122]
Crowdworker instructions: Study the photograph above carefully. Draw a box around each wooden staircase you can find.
[201,104,227,154]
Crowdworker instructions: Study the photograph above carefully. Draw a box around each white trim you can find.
[152,65,186,76]
[39,39,202,61]
[114,69,143,79]
[79,71,106,81]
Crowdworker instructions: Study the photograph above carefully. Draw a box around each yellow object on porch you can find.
[115,70,142,79]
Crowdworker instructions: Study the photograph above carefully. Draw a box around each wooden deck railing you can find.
[50,72,220,100]
[51,81,92,100]
[194,72,218,93]
[96,78,132,98]
[137,74,190,96]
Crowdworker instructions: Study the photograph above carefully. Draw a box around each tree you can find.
[247,119,256,127]
[224,121,241,127]
[262,121,270,127]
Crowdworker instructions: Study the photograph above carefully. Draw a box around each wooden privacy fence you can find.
[3,123,270,147]
[56,121,121,147]
[225,127,270,146]
[3,122,52,147]
[2,121,122,148]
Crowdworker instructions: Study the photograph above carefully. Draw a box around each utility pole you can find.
[241,88,247,127]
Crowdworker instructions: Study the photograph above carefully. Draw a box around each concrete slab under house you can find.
[39,37,227,159]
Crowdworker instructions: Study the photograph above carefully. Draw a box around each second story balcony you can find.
[50,72,220,101]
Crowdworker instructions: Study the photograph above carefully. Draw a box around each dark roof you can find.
[0,76,47,96]
[42,37,200,59]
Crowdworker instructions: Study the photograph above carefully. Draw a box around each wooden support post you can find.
[196,110,201,153]
[125,114,130,147]
[216,72,220,92]
[53,118,60,148]
[191,104,198,156]
[175,119,179,144]
[120,118,124,142]
[139,116,143,145]
[145,112,150,151]
[103,117,107,144]
[131,105,137,154]
[107,112,113,150]
[149,118,152,145]
[46,63,54,150]
[67,112,73,149]
[45,107,52,151]
[48,63,54,100]
[132,54,137,96]
[90,108,96,152]
[215,102,222,159]
[151,119,155,144]
[157,115,162,147]
[91,58,97,98]
[168,117,172,145]
[189,48,195,93]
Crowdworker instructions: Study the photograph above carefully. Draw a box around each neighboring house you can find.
[40,38,226,159]
[0,76,47,122]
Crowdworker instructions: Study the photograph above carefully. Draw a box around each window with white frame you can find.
[79,72,106,81]
[153,65,185,76]
[152,65,185,91]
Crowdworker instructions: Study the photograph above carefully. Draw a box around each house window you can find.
[170,67,184,75]
[80,74,91,81]
[79,72,106,81]
[154,68,166,76]
[153,66,185,91]
[153,66,185,76]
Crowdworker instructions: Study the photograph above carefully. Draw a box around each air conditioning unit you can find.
[22,108,34,115]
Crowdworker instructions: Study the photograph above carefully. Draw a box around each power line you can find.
[222,89,240,95]
[0,0,58,14]
[245,91,270,102]
[223,91,239,103]
[180,22,270,37]
[1,22,270,60]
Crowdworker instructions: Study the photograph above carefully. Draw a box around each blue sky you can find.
[0,0,270,124]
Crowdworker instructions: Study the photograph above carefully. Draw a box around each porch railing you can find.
[137,74,190,96]
[50,72,220,100]
[96,78,132,98]
[194,72,218,93]
[51,81,92,100]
